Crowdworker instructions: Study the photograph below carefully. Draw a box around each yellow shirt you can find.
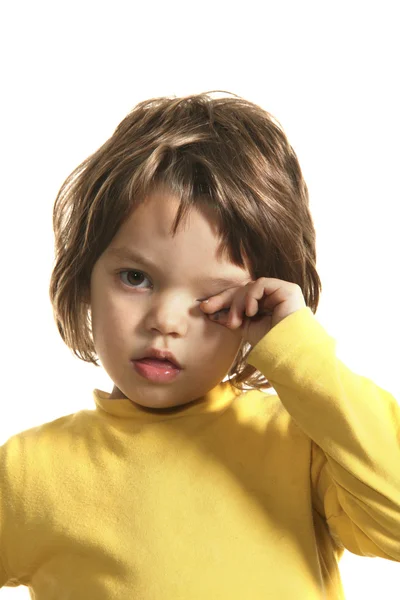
[1,307,399,599]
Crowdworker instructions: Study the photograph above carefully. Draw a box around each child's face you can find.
[89,187,252,410]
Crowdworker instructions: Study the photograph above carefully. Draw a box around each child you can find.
[1,90,399,599]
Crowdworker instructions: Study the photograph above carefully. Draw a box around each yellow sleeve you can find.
[247,307,400,561]
[0,433,25,588]
[0,556,8,588]
[0,440,11,587]
[311,438,399,560]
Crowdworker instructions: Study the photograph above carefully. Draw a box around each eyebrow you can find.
[106,246,247,287]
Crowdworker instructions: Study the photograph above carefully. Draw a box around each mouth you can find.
[131,357,182,383]
[135,348,182,369]
[137,357,180,370]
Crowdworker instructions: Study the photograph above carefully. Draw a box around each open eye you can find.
[119,270,151,289]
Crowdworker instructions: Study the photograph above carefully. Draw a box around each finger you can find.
[199,288,233,312]
[229,292,259,326]
[199,300,214,313]
[246,296,259,317]
[226,295,247,329]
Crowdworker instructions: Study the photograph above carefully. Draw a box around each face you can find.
[89,187,252,410]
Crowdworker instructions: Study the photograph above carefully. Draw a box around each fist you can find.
[200,277,307,348]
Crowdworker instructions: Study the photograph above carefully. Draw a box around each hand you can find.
[200,277,307,348]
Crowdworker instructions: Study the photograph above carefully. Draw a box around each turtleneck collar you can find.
[92,380,243,423]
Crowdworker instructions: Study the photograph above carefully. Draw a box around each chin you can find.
[109,385,128,400]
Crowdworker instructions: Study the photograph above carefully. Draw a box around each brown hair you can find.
[49,90,322,393]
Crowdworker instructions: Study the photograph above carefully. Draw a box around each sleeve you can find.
[247,306,400,561]
[0,556,7,589]
[0,440,10,587]
[0,434,25,588]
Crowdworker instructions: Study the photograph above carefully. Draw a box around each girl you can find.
[1,91,399,599]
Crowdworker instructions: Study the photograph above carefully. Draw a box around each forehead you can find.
[112,190,234,262]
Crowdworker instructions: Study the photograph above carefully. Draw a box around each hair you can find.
[49,89,322,393]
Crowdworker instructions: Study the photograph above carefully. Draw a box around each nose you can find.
[146,298,196,335]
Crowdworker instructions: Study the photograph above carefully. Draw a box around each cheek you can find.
[108,305,139,334]
[204,327,243,361]
[92,296,137,339]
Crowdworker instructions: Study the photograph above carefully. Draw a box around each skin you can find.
[88,187,253,411]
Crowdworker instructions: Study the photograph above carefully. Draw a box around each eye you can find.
[117,271,230,318]
[118,270,151,289]
[211,307,230,319]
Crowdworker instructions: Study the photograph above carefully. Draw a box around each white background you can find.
[1,1,399,598]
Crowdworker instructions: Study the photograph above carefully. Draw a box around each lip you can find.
[132,359,181,383]
[134,347,182,369]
